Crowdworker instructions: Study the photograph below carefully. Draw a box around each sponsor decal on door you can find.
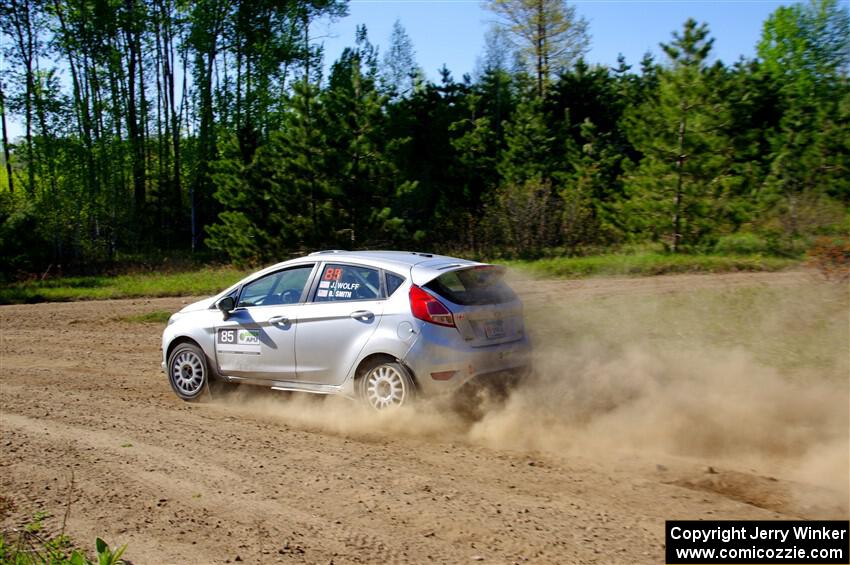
[217,328,261,354]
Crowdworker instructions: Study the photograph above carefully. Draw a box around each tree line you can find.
[0,0,847,275]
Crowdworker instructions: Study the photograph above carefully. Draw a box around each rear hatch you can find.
[422,265,525,347]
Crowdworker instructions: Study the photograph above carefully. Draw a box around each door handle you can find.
[268,316,290,327]
[350,310,374,321]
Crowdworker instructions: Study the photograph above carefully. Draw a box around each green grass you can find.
[0,508,127,565]
[506,253,800,278]
[0,499,127,565]
[0,253,802,305]
[118,311,173,324]
[0,533,127,565]
[0,266,249,305]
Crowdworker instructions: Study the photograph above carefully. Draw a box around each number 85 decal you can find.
[218,329,236,343]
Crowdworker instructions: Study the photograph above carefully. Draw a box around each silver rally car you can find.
[162,250,531,409]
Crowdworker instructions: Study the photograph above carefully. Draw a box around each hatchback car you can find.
[162,250,531,409]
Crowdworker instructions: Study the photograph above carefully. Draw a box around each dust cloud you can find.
[215,275,849,507]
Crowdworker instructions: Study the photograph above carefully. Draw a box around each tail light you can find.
[409,285,455,327]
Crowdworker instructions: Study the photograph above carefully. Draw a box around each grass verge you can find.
[0,254,801,305]
[0,266,248,305]
[506,253,800,278]
[118,310,173,324]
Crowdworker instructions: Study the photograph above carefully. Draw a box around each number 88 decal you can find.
[323,267,342,281]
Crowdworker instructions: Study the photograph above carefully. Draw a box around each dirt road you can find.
[1,270,847,564]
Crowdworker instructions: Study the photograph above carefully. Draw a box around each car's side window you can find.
[314,264,381,302]
[238,265,314,307]
[386,273,406,296]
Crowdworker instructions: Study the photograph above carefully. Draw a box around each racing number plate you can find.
[217,328,260,345]
[484,319,505,339]
[218,328,237,344]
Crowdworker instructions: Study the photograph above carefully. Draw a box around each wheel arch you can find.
[354,353,418,387]
[166,336,220,379]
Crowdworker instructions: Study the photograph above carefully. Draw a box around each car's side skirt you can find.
[220,374,356,398]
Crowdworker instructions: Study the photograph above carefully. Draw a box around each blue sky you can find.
[315,0,842,80]
[5,0,848,139]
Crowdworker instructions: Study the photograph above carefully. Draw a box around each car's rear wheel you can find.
[358,360,416,410]
[167,343,209,401]
[451,366,530,421]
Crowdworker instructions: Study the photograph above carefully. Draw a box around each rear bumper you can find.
[402,325,532,395]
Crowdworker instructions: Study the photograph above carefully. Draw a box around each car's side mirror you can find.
[216,296,236,319]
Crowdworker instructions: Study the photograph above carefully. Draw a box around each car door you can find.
[215,264,316,381]
[295,263,385,385]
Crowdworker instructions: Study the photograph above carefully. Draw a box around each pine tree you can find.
[206,134,271,265]
[560,118,624,249]
[323,26,407,247]
[622,19,731,252]
[498,96,555,184]
[265,79,330,248]
[207,80,335,263]
[490,96,561,256]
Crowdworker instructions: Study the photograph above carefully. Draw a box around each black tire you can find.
[167,342,210,401]
[357,359,416,410]
[451,366,529,421]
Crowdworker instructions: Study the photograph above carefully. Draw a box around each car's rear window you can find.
[424,267,516,305]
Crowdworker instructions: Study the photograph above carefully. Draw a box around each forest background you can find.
[0,0,847,278]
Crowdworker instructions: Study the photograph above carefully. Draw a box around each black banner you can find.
[666,520,849,564]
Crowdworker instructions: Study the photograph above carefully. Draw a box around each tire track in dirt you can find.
[1,270,845,564]
[5,412,411,563]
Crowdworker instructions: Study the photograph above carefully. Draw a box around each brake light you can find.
[409,285,455,327]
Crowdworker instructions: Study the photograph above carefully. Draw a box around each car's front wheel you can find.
[358,360,416,410]
[167,342,209,401]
